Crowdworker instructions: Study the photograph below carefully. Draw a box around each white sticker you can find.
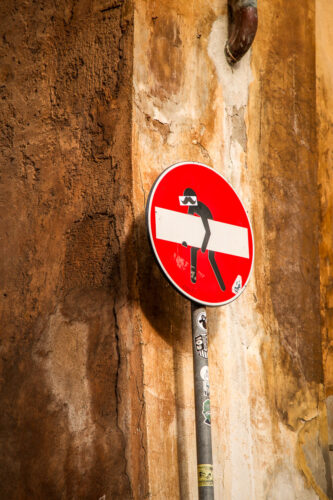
[197,312,207,331]
[200,366,209,381]
[200,366,210,398]
[179,195,198,206]
[232,275,242,295]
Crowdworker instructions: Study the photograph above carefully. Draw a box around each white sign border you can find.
[146,161,255,307]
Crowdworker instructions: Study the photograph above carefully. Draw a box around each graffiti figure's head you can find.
[179,187,198,206]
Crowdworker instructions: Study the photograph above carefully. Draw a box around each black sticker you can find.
[195,333,208,358]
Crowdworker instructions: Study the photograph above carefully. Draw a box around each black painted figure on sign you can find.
[180,188,225,291]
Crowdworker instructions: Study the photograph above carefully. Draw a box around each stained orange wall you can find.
[317,0,333,488]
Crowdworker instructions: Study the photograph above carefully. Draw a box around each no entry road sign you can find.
[146,162,254,306]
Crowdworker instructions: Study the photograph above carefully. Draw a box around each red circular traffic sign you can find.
[146,162,254,306]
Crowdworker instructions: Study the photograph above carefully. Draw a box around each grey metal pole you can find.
[191,301,214,500]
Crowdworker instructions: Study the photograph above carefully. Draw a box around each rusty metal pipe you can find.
[225,0,258,65]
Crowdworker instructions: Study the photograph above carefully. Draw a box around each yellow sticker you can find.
[198,464,214,487]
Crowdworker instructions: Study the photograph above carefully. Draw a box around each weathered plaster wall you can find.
[248,2,331,498]
[133,0,331,498]
[0,1,147,498]
[132,2,225,497]
[0,0,331,498]
[317,0,333,486]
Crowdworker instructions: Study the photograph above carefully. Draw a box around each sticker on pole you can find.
[146,162,254,306]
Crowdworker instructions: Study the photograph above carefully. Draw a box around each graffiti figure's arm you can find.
[200,216,211,253]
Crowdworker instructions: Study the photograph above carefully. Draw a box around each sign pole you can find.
[191,301,214,500]
[146,162,254,499]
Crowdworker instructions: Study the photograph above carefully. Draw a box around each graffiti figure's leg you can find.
[208,251,226,291]
[191,247,199,283]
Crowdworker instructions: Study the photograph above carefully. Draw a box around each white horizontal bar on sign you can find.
[155,207,249,258]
